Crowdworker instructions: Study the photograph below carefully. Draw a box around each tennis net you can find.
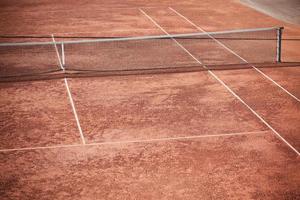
[0,27,283,81]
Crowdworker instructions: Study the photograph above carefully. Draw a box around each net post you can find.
[276,27,283,62]
[61,42,65,67]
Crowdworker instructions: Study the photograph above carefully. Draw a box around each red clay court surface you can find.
[0,0,300,199]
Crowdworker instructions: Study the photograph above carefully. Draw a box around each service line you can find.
[0,130,269,153]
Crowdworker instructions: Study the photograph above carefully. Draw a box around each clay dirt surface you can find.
[0,0,300,199]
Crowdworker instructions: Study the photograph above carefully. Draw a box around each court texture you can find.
[0,0,299,199]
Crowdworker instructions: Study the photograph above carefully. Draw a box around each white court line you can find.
[63,78,86,144]
[51,34,65,71]
[139,9,300,156]
[169,7,300,102]
[52,34,86,145]
[0,130,269,153]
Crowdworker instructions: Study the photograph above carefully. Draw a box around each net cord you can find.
[0,27,281,47]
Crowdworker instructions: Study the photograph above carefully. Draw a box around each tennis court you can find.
[0,1,300,199]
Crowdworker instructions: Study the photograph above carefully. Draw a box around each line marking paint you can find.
[52,34,86,144]
[139,8,299,156]
[169,7,300,102]
[0,130,269,152]
[63,78,86,144]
